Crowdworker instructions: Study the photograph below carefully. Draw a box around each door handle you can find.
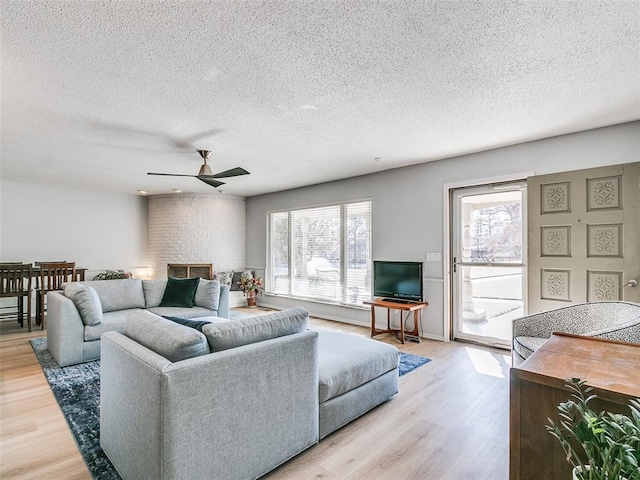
[623,279,638,288]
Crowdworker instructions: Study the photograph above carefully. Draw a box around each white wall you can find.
[245,121,640,340]
[147,193,247,306]
[0,181,147,270]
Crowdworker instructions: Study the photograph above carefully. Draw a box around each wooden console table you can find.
[363,298,428,344]
[510,333,640,480]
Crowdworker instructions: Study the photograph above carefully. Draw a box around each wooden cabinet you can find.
[167,263,213,280]
[510,333,640,480]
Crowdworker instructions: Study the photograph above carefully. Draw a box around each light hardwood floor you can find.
[0,309,511,480]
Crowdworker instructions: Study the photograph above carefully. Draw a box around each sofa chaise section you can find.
[317,329,400,439]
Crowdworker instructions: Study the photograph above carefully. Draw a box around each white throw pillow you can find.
[64,283,103,326]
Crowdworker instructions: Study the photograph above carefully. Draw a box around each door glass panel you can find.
[459,265,523,342]
[453,185,525,347]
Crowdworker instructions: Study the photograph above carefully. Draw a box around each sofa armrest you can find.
[46,292,85,367]
[512,309,563,340]
[217,283,230,318]
[513,302,640,343]
[100,329,319,480]
[588,317,640,344]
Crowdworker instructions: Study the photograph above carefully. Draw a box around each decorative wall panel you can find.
[541,182,570,214]
[587,224,622,257]
[541,226,571,257]
[541,269,571,302]
[587,176,621,211]
[587,271,622,301]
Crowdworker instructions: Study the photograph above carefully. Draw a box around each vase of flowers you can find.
[238,272,264,307]
[546,377,640,480]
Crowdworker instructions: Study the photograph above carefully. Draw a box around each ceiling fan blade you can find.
[212,167,250,179]
[197,176,225,188]
[147,172,197,177]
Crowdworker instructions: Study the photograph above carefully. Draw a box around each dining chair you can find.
[36,261,76,330]
[0,263,33,332]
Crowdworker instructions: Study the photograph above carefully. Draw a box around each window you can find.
[267,200,372,307]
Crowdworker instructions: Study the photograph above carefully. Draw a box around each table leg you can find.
[370,306,376,337]
[411,310,420,336]
[35,293,41,326]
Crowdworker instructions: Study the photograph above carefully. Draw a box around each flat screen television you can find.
[373,261,423,302]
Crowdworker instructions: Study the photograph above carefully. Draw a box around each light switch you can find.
[425,252,442,262]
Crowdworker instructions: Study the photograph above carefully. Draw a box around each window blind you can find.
[267,200,372,306]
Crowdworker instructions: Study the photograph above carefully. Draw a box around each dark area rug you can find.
[399,352,431,376]
[30,337,430,479]
[29,337,120,480]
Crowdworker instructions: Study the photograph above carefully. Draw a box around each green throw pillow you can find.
[159,277,200,308]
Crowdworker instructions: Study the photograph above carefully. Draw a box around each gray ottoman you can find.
[317,330,400,439]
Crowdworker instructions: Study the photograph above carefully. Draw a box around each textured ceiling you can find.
[1,1,639,197]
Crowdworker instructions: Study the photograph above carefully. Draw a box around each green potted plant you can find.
[238,272,264,307]
[546,377,640,480]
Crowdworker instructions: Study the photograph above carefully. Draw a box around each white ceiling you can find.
[2,1,639,197]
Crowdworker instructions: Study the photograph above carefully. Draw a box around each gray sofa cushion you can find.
[317,330,400,403]
[80,279,145,312]
[84,309,131,341]
[202,307,309,352]
[63,283,103,326]
[125,310,210,362]
[194,279,220,311]
[142,279,166,308]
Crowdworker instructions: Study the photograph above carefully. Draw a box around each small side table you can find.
[363,298,428,344]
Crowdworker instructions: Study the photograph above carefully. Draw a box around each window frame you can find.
[266,198,372,307]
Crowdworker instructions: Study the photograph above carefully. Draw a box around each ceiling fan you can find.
[147,150,250,188]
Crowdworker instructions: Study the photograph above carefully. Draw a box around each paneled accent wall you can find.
[147,194,246,280]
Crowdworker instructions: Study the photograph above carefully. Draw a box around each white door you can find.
[451,182,526,348]
[528,162,640,312]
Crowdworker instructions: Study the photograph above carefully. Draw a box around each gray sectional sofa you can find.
[47,278,229,366]
[100,307,400,480]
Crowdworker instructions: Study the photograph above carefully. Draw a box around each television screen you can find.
[373,261,423,301]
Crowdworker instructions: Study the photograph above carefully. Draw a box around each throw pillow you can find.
[230,270,254,291]
[162,315,214,332]
[92,269,132,280]
[202,307,309,352]
[159,277,200,308]
[214,271,233,287]
[142,279,167,308]
[194,279,221,311]
[63,283,103,326]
